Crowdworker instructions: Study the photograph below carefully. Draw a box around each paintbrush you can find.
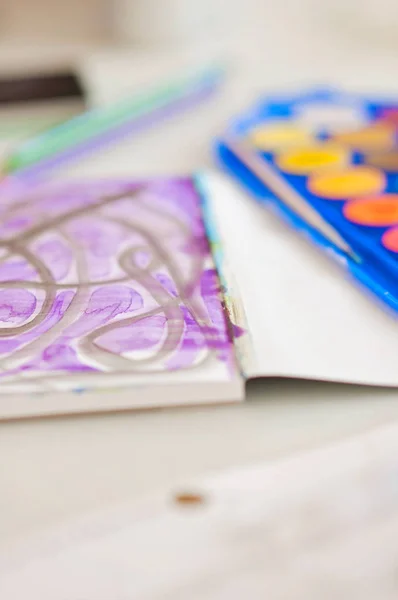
[223,136,360,263]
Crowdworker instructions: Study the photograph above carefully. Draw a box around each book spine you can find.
[194,172,253,378]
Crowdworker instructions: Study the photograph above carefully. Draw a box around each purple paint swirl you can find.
[0,178,236,384]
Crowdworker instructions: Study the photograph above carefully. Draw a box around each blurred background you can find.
[1,1,398,189]
[1,0,398,95]
[2,0,398,47]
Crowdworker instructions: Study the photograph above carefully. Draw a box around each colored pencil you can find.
[2,65,224,177]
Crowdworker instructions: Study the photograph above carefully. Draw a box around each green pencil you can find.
[2,65,224,175]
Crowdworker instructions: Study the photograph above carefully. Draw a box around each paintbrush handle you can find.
[224,137,356,259]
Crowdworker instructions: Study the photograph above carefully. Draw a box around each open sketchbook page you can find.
[1,421,398,599]
[0,177,242,419]
[204,173,398,385]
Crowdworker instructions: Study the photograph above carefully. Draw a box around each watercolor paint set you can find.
[216,88,398,312]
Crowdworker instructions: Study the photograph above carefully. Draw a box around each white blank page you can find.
[205,173,398,385]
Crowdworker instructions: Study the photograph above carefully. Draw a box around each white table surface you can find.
[2,1,398,547]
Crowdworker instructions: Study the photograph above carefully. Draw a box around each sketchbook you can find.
[0,172,397,419]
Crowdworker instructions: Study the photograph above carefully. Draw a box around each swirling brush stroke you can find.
[0,179,235,386]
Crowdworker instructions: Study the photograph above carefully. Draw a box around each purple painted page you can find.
[0,177,239,398]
